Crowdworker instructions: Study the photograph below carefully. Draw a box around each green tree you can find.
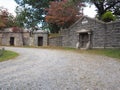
[45,1,82,28]
[0,7,16,29]
[45,0,84,33]
[73,0,120,20]
[101,11,116,22]
[14,0,55,29]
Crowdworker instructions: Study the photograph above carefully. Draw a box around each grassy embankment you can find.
[41,46,120,59]
[48,33,120,59]
[0,50,19,62]
[80,49,120,59]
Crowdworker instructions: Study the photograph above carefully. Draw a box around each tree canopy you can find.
[74,0,120,20]
[101,11,116,22]
[45,1,83,29]
[14,0,120,31]
[14,0,55,29]
[0,7,16,29]
[91,0,120,19]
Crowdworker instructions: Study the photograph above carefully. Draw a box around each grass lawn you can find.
[41,46,120,59]
[22,46,120,59]
[0,50,19,62]
[78,49,120,59]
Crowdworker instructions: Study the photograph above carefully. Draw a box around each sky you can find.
[83,4,97,18]
[0,0,18,16]
[0,0,97,18]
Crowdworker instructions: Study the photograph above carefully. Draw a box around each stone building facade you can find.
[0,31,48,47]
[52,16,120,49]
[0,16,120,49]
[49,36,62,46]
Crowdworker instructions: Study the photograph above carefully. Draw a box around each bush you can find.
[102,11,116,22]
[12,27,23,32]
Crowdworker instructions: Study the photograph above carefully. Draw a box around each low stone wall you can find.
[105,21,120,48]
[48,36,62,46]
[23,32,30,46]
[0,32,23,46]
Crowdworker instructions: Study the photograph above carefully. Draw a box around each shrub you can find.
[101,11,116,22]
[12,27,22,32]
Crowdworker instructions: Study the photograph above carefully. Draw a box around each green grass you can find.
[72,48,120,59]
[84,49,120,59]
[0,50,19,62]
[21,45,120,59]
[40,46,120,59]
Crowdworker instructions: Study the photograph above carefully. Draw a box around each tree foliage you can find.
[0,8,7,28]
[73,0,120,20]
[91,0,120,19]
[14,0,55,29]
[45,1,83,30]
[14,0,120,30]
[0,7,16,29]
[101,11,116,22]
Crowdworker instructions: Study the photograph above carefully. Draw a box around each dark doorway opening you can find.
[10,37,15,46]
[38,37,43,46]
[79,33,89,48]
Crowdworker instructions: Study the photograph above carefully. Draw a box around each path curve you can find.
[0,47,120,90]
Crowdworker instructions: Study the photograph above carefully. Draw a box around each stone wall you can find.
[0,17,120,48]
[0,32,23,46]
[23,32,30,46]
[0,31,48,47]
[60,17,120,48]
[49,36,62,46]
[33,31,48,46]
[60,17,106,48]
[105,21,120,48]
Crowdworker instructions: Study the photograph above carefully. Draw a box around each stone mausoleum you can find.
[0,16,120,49]
[53,16,120,49]
[0,30,48,47]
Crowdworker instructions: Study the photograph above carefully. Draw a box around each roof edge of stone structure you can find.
[67,16,120,29]
[33,30,48,34]
[68,16,104,29]
[105,20,120,24]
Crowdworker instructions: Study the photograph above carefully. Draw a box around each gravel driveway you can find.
[0,47,120,90]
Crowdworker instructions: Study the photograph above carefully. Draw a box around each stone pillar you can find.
[76,34,80,49]
[86,32,91,49]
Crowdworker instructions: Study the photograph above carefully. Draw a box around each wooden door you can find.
[79,33,89,48]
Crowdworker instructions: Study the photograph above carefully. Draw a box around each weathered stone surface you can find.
[59,16,120,48]
[0,16,120,48]
[49,36,62,46]
[1,32,23,46]
[33,31,48,46]
[0,31,48,47]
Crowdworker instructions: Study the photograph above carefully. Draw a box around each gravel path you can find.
[0,47,120,90]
